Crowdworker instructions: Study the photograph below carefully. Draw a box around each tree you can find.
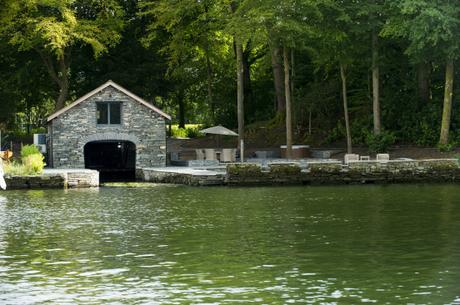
[0,0,124,111]
[0,35,54,128]
[271,46,285,113]
[371,29,381,135]
[232,0,322,158]
[340,63,352,153]
[236,37,245,149]
[351,0,387,135]
[310,2,360,154]
[283,46,293,157]
[226,0,246,150]
[140,0,222,123]
[383,0,460,145]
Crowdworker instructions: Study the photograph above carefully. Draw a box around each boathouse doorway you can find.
[84,140,136,182]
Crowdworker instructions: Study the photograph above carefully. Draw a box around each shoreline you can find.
[142,158,460,186]
[3,158,460,189]
[3,169,99,190]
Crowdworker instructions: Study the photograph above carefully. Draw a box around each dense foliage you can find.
[4,144,45,175]
[1,0,460,149]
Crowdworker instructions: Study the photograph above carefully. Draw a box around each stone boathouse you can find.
[46,80,171,180]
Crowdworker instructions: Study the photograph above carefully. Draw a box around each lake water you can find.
[0,184,460,304]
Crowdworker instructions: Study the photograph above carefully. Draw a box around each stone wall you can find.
[4,170,99,189]
[226,163,304,186]
[49,85,167,169]
[5,175,65,189]
[226,159,460,186]
[139,168,224,186]
[65,171,99,188]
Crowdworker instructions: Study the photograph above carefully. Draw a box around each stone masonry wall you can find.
[4,170,99,189]
[49,86,166,168]
[226,159,460,186]
[134,159,460,186]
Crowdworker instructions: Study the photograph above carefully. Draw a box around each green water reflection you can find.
[0,184,460,304]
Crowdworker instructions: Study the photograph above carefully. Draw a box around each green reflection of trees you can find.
[1,186,460,304]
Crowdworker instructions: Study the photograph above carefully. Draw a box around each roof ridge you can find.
[47,80,171,122]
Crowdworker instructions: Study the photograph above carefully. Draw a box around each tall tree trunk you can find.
[372,31,381,135]
[37,50,70,111]
[203,4,215,123]
[340,62,352,154]
[417,62,431,105]
[290,49,295,99]
[56,78,69,111]
[271,46,285,113]
[204,46,215,123]
[439,59,454,145]
[242,45,252,111]
[283,46,292,159]
[236,38,245,150]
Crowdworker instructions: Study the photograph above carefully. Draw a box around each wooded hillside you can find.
[1,0,460,151]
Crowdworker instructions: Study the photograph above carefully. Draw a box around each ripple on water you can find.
[0,186,460,304]
[78,268,130,277]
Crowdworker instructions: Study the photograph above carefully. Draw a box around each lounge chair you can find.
[376,153,390,162]
[204,148,217,161]
[221,148,236,162]
[344,153,359,164]
[195,149,205,161]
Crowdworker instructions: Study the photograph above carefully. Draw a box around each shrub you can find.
[454,154,460,166]
[23,154,45,174]
[269,164,301,175]
[366,131,396,153]
[437,143,455,152]
[227,164,261,176]
[185,126,202,138]
[170,125,204,138]
[21,144,41,159]
[3,145,46,176]
[171,127,188,138]
[3,154,45,176]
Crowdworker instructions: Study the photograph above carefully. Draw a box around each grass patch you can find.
[3,160,43,176]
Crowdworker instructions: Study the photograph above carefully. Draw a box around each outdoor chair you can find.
[195,149,205,161]
[344,153,359,164]
[221,148,236,162]
[204,148,217,161]
[376,153,390,162]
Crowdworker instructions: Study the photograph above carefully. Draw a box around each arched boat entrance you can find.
[84,140,136,182]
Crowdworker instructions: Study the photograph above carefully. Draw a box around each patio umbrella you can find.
[200,125,238,136]
[200,126,239,158]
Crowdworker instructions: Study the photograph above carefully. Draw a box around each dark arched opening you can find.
[84,140,136,182]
